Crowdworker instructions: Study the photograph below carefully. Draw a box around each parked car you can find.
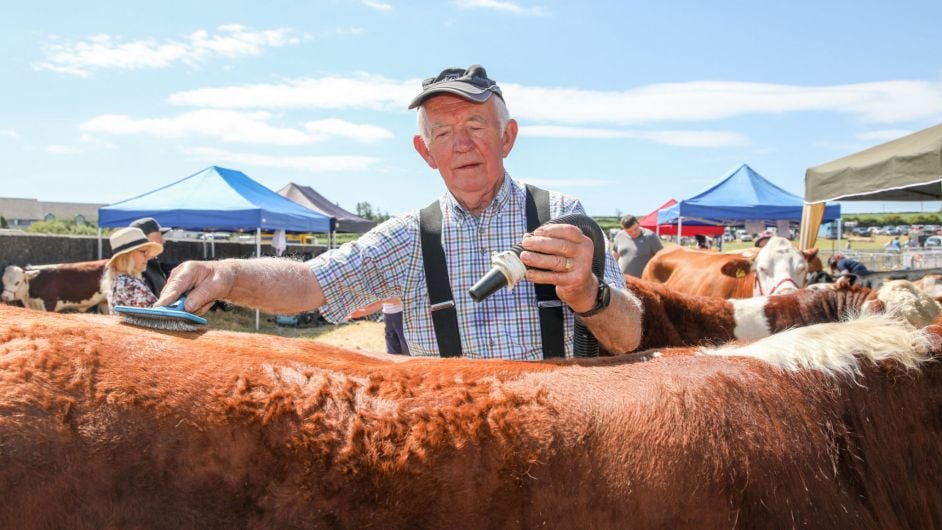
[924,236,942,249]
[740,233,754,242]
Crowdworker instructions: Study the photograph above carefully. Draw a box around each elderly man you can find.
[157,64,642,359]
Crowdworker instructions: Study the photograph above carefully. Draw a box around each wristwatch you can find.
[574,277,612,318]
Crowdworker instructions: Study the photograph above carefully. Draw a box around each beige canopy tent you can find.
[799,122,942,249]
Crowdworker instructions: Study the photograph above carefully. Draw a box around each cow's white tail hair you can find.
[701,315,933,376]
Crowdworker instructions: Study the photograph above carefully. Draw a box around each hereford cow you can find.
[0,305,940,529]
[627,276,940,350]
[1,260,107,312]
[641,236,821,298]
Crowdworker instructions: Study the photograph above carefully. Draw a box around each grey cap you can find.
[408,64,504,109]
[130,217,171,235]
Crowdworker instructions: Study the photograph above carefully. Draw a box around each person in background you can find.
[129,217,172,298]
[156,64,643,360]
[381,298,408,355]
[828,254,870,275]
[754,230,774,248]
[346,297,409,355]
[101,227,163,312]
[884,236,901,251]
[612,215,663,277]
[694,234,710,249]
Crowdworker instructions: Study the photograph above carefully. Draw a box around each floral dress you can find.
[109,273,157,311]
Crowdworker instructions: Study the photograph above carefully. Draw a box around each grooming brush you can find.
[114,295,207,332]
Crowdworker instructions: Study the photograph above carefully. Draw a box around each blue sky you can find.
[2,0,942,217]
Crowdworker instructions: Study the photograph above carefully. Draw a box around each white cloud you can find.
[362,0,393,11]
[304,119,394,142]
[453,0,548,16]
[504,80,942,124]
[520,125,747,147]
[183,147,380,173]
[34,25,301,77]
[167,75,942,125]
[169,74,417,110]
[80,110,393,145]
[0,129,18,138]
[46,145,82,154]
[856,129,914,143]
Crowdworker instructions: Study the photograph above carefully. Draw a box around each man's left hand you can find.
[519,223,598,313]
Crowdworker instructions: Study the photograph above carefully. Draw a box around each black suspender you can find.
[525,185,565,358]
[419,184,565,358]
[419,201,463,358]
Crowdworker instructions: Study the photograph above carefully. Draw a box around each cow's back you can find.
[642,247,753,298]
[28,259,107,312]
[1,306,940,529]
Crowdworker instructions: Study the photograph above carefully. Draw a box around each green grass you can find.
[205,304,359,338]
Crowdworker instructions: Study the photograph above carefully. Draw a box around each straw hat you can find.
[107,227,163,268]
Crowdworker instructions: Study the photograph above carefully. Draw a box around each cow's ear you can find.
[25,269,41,280]
[720,258,752,278]
[803,248,819,259]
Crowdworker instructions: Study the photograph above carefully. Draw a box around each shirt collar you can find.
[442,172,516,220]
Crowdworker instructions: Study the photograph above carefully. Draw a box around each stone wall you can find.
[0,230,326,269]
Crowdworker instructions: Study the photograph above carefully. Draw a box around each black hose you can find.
[468,213,606,357]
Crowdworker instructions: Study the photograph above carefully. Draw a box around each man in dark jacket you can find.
[129,217,171,297]
[828,254,870,275]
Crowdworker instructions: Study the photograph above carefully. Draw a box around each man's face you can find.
[626,223,641,238]
[146,231,165,246]
[413,95,517,212]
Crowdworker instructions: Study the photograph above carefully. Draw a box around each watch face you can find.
[599,280,611,307]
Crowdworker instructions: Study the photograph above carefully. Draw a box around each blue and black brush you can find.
[114,295,207,332]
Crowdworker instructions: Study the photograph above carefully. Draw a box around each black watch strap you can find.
[574,278,611,318]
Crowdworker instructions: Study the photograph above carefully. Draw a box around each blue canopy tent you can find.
[99,166,332,233]
[98,166,332,329]
[658,164,841,243]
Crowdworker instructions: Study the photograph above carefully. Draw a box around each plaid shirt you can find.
[309,176,625,360]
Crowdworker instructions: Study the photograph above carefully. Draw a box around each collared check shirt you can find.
[309,176,625,360]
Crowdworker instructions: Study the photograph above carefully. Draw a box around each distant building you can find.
[0,197,104,228]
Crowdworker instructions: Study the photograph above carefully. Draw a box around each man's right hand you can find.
[154,260,235,315]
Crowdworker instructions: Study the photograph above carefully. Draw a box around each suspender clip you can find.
[430,300,455,312]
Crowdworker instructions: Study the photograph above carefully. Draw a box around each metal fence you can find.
[821,248,942,271]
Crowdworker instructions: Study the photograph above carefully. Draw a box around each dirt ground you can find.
[311,320,386,354]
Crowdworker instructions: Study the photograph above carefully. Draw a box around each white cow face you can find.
[1,266,40,303]
[752,237,814,296]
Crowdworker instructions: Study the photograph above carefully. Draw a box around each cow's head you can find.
[1,266,40,304]
[751,237,818,296]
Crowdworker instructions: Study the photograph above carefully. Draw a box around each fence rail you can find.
[822,249,942,271]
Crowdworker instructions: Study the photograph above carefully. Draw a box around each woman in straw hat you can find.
[101,227,164,312]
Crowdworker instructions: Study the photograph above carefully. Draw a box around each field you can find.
[207,305,387,354]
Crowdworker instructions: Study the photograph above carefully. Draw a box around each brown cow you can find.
[0,305,940,529]
[641,236,821,298]
[627,276,940,350]
[1,260,107,312]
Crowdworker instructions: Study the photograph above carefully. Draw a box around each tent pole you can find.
[255,228,261,331]
[677,217,683,245]
[97,228,102,260]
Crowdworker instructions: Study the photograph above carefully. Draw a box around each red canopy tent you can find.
[639,199,724,237]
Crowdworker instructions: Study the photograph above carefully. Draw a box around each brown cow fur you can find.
[0,305,940,529]
[626,276,881,350]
